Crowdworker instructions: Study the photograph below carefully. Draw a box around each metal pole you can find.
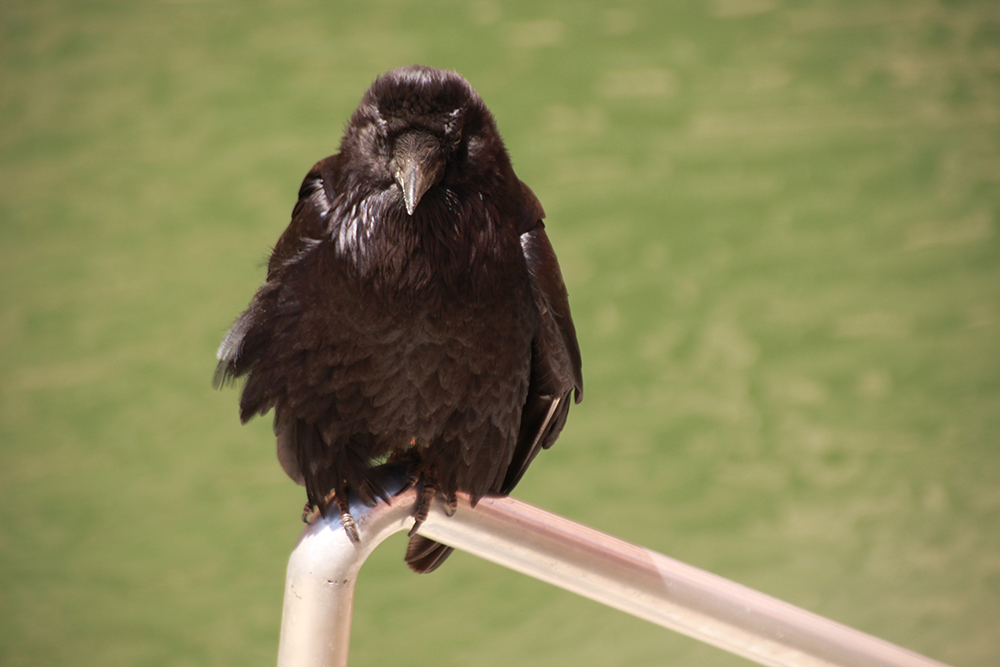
[277,466,949,667]
[277,468,410,667]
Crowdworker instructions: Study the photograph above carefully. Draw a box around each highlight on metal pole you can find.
[277,465,950,667]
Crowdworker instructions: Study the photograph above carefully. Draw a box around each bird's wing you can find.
[213,155,349,422]
[215,154,401,502]
[501,182,583,493]
[267,158,341,279]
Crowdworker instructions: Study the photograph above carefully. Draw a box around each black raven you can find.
[215,65,582,573]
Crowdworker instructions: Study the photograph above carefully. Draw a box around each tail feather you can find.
[404,535,455,574]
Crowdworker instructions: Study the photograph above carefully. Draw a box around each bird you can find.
[214,65,582,573]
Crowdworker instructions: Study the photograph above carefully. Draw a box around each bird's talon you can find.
[341,512,361,543]
[409,475,435,536]
[302,502,321,524]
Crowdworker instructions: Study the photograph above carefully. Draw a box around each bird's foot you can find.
[330,490,361,543]
[340,511,361,543]
[302,502,321,524]
[443,493,457,517]
[398,466,420,495]
[303,491,361,542]
[408,475,436,537]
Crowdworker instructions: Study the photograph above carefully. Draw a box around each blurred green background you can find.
[2,1,998,665]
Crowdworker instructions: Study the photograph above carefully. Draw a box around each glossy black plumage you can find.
[215,66,582,572]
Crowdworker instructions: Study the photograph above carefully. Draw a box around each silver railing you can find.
[277,466,949,667]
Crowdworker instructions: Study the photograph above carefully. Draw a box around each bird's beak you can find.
[392,132,443,216]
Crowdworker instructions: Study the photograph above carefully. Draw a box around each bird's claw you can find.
[302,494,361,542]
[328,490,361,543]
[302,502,321,524]
[340,511,361,543]
[408,475,437,537]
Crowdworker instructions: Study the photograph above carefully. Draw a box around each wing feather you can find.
[502,183,582,493]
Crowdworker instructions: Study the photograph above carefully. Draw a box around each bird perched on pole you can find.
[215,65,582,573]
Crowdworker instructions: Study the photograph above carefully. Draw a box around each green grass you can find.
[2,1,998,665]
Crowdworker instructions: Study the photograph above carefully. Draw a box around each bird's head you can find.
[341,66,511,216]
